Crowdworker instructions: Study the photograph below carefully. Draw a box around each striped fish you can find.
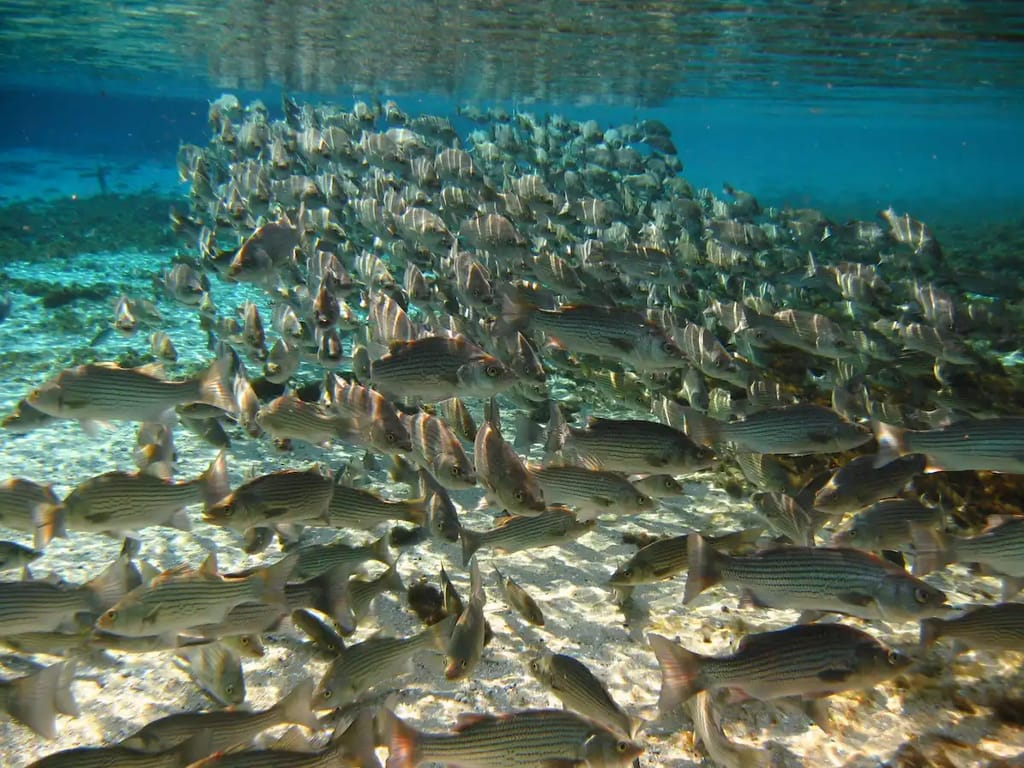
[95,553,295,637]
[119,679,319,753]
[474,417,545,516]
[312,615,454,708]
[255,393,352,446]
[684,534,947,621]
[813,453,926,514]
[459,509,595,567]
[669,402,871,456]
[528,652,635,738]
[326,483,428,530]
[292,533,393,581]
[874,417,1024,473]
[831,498,942,551]
[688,690,767,768]
[920,602,1024,651]
[203,467,333,531]
[384,708,642,768]
[548,406,714,475]
[400,409,477,489]
[912,515,1024,598]
[650,623,910,711]
[64,452,228,536]
[608,528,762,587]
[528,464,653,521]
[26,355,235,427]
[355,336,517,402]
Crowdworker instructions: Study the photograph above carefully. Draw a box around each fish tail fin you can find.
[196,354,237,414]
[198,450,231,511]
[9,662,65,738]
[648,633,705,711]
[460,527,482,567]
[496,290,534,337]
[405,495,430,528]
[372,530,395,567]
[683,533,721,604]
[872,420,907,468]
[909,523,951,575]
[352,345,371,384]
[254,553,298,607]
[34,503,67,548]
[1002,575,1024,601]
[383,709,423,768]
[83,553,136,612]
[276,678,321,731]
[468,558,483,602]
[919,618,944,649]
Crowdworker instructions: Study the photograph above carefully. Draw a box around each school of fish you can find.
[2,91,1024,767]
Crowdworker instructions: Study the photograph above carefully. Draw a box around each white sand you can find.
[1,249,1023,767]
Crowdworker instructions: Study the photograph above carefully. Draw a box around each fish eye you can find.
[887,650,902,665]
[513,489,526,502]
[661,341,675,353]
[104,610,117,622]
[321,688,333,700]
[485,364,501,377]
[622,568,633,578]
[913,587,932,604]
[638,495,650,506]
[616,741,631,753]
[385,430,397,443]
[450,466,461,476]
[224,684,234,695]
[240,637,250,646]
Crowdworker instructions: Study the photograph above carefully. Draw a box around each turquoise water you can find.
[1,2,1024,767]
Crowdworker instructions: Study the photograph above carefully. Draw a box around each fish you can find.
[383,708,643,768]
[628,473,684,498]
[400,409,477,489]
[149,331,178,362]
[255,392,354,446]
[460,508,595,566]
[355,336,517,402]
[292,532,394,581]
[203,467,334,531]
[326,373,414,455]
[684,534,948,621]
[873,417,1024,473]
[25,355,235,430]
[670,403,871,455]
[0,478,66,548]
[527,652,635,738]
[912,516,1024,599]
[750,491,830,546]
[527,464,653,521]
[688,691,767,768]
[24,741,204,768]
[548,406,715,475]
[327,482,428,530]
[120,678,319,753]
[494,567,544,626]
[0,540,43,571]
[162,262,209,306]
[919,602,1024,652]
[831,498,943,551]
[474,414,546,516]
[263,338,302,384]
[0,661,78,739]
[342,565,406,633]
[312,614,454,708]
[95,552,295,637]
[291,607,347,656]
[63,451,229,536]
[608,528,762,587]
[445,560,487,680]
[0,554,134,635]
[503,299,684,371]
[174,639,245,706]
[812,453,926,514]
[649,623,911,713]
[1,398,61,433]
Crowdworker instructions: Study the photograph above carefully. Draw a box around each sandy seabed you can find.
[0,244,1022,767]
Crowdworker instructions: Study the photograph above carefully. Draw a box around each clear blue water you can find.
[1,2,1024,766]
